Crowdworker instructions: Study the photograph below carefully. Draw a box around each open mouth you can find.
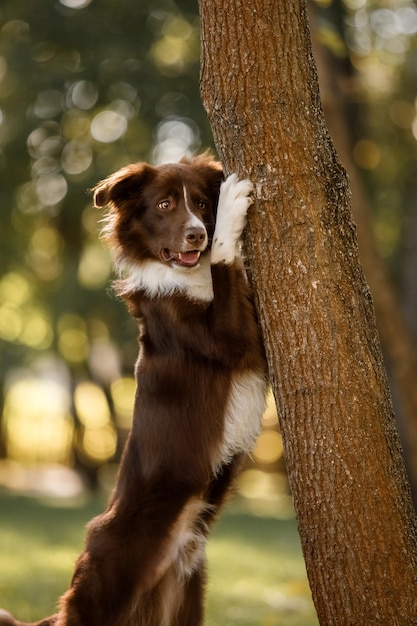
[161,248,202,268]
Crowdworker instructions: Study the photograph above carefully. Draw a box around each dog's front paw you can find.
[211,173,254,265]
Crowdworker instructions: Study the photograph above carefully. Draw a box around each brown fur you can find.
[0,154,267,626]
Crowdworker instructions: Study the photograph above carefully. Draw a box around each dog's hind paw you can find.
[211,174,254,265]
[0,610,15,625]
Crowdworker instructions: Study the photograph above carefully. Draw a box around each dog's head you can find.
[94,153,223,270]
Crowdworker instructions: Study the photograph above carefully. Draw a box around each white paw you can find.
[211,174,254,265]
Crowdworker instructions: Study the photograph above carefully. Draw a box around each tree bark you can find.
[198,0,417,624]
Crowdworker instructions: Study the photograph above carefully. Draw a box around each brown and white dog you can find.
[0,153,267,626]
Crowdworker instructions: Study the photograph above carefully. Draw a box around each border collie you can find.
[0,153,267,626]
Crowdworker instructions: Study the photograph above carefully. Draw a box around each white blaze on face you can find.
[182,184,208,248]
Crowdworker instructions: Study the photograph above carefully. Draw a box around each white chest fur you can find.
[116,253,214,302]
[213,370,267,472]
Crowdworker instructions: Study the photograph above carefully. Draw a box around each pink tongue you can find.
[179,251,200,265]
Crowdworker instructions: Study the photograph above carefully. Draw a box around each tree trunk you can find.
[198,0,417,624]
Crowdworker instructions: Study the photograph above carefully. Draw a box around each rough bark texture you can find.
[198,0,417,624]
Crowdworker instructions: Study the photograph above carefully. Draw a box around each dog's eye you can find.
[198,201,207,210]
[158,200,171,210]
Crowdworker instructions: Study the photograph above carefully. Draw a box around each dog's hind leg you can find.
[128,559,205,626]
[174,565,205,626]
[58,486,209,625]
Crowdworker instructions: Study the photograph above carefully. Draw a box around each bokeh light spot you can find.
[28,226,63,281]
[19,308,53,349]
[253,431,284,465]
[111,377,136,428]
[152,118,199,164]
[59,0,93,8]
[57,314,89,364]
[0,272,31,305]
[90,110,127,143]
[58,328,88,363]
[33,90,63,120]
[61,139,93,175]
[4,377,73,464]
[74,381,111,428]
[0,305,22,342]
[68,80,98,110]
[78,243,111,288]
[36,173,68,206]
[82,424,117,462]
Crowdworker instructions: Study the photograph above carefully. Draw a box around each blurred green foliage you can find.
[0,0,416,479]
[0,0,212,373]
[316,0,417,269]
[0,0,215,478]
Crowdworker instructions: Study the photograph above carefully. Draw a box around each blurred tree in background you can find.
[0,0,416,492]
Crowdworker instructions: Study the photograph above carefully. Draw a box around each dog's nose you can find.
[185,227,206,245]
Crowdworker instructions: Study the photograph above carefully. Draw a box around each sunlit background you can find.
[0,2,416,624]
[0,0,416,508]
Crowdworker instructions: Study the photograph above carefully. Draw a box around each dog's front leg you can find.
[203,174,266,367]
[211,173,253,266]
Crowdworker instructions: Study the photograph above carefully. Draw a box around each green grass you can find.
[0,490,318,625]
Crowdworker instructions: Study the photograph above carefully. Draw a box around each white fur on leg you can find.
[151,497,209,585]
[211,174,254,265]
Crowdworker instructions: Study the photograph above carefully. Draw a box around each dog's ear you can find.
[93,163,156,209]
